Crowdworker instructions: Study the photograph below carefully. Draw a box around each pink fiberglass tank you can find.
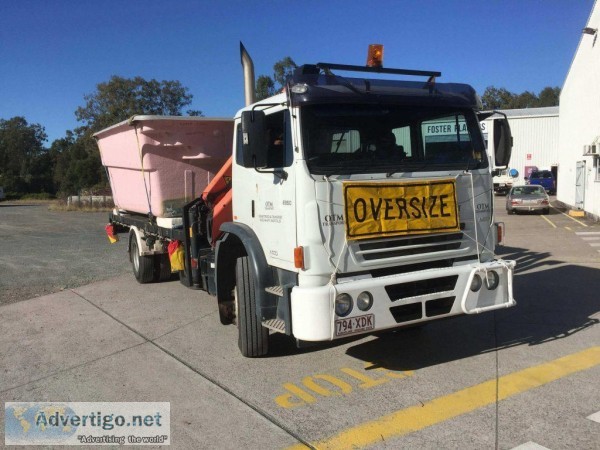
[95,115,233,218]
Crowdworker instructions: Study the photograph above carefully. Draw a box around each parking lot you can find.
[1,199,599,449]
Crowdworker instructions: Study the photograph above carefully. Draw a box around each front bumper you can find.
[290,259,516,341]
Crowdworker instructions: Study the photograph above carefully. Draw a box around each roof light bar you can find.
[315,62,441,78]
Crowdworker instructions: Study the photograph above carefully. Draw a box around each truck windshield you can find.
[301,104,487,175]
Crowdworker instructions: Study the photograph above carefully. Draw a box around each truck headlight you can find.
[335,293,353,317]
[470,274,482,292]
[485,271,500,290]
[357,291,373,311]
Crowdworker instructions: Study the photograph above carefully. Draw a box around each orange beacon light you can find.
[367,44,384,67]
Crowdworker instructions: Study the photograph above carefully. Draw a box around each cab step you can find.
[265,285,284,297]
[262,318,286,333]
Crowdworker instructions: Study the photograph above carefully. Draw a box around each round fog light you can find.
[335,293,353,317]
[485,271,500,290]
[357,291,373,311]
[470,274,482,292]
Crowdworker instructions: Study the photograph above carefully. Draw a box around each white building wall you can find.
[557,1,600,217]
[482,110,559,185]
[503,115,559,182]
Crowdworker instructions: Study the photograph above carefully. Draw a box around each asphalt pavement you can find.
[0,202,130,305]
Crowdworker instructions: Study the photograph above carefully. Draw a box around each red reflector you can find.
[191,258,198,269]
[167,240,185,272]
[497,223,504,245]
[105,224,119,243]
[294,246,304,270]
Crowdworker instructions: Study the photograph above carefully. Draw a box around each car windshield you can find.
[300,104,487,175]
[512,186,545,195]
[531,171,552,179]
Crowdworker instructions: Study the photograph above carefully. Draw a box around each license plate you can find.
[343,179,459,240]
[335,314,375,336]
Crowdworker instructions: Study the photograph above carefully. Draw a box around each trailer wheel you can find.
[129,234,154,284]
[235,256,269,357]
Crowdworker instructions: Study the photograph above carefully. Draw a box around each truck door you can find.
[234,109,297,271]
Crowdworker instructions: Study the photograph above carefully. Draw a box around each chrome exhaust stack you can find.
[240,42,256,106]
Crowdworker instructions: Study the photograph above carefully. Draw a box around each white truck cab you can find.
[214,57,516,356]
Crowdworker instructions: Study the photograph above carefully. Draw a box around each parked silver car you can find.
[506,185,550,214]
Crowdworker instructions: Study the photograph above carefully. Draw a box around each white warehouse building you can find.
[557,1,600,218]
[481,107,560,185]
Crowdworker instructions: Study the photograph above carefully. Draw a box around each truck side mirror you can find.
[494,118,513,168]
[241,110,268,168]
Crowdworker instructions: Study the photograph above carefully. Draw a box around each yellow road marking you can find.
[565,226,572,231]
[288,347,600,450]
[552,206,588,227]
[540,214,557,228]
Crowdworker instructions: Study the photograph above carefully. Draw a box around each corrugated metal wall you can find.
[483,114,559,183]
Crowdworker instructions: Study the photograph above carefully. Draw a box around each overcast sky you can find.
[0,0,595,144]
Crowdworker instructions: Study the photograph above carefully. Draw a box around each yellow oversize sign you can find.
[344,179,459,240]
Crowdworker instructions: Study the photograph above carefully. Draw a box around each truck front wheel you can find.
[235,256,269,357]
[129,234,154,284]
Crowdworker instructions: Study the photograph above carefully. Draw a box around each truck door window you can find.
[421,114,481,164]
[265,110,293,168]
[235,110,293,168]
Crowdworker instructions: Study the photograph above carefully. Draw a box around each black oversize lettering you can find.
[384,198,393,220]
[370,198,383,220]
[428,195,439,217]
[395,198,408,219]
[354,198,367,222]
[439,194,451,217]
[409,197,421,218]
[421,197,428,218]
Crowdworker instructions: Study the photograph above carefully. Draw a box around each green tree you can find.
[538,86,561,107]
[0,117,48,195]
[50,131,96,195]
[481,87,516,110]
[75,76,201,132]
[255,57,297,101]
[273,57,297,87]
[256,75,275,101]
[52,76,202,195]
[510,91,539,109]
[481,85,561,110]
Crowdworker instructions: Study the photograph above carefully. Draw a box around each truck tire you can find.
[154,253,173,282]
[235,256,269,357]
[129,234,154,284]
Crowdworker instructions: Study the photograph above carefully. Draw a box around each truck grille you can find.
[355,232,464,261]
[389,296,456,323]
[385,275,458,301]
